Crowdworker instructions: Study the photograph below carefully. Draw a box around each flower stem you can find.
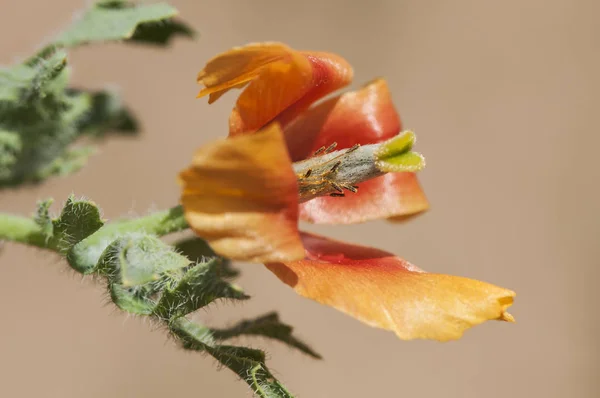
[0,213,51,249]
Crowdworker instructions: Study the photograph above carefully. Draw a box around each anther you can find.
[304,169,312,178]
[330,193,345,197]
[330,161,341,173]
[340,184,358,193]
[330,182,344,193]
[313,146,326,156]
[325,142,338,153]
[346,144,360,153]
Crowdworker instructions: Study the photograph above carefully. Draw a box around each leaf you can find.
[53,1,195,47]
[51,196,105,253]
[212,312,321,359]
[174,236,240,278]
[97,233,190,286]
[374,130,426,172]
[68,89,138,137]
[154,258,249,320]
[171,318,294,398]
[0,51,138,186]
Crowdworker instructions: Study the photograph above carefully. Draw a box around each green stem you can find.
[0,213,51,249]
[108,205,188,237]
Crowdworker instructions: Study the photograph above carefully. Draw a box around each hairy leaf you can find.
[54,1,194,47]
[154,258,249,320]
[172,318,294,398]
[212,312,321,359]
[51,196,105,253]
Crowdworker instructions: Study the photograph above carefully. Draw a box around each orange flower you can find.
[197,42,428,224]
[180,42,515,341]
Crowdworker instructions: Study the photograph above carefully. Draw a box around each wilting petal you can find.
[228,50,352,135]
[266,232,515,341]
[197,42,295,103]
[179,123,304,263]
[299,173,429,224]
[282,79,429,223]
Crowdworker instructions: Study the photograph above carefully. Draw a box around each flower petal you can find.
[283,78,401,160]
[228,50,353,135]
[299,172,429,224]
[197,42,295,103]
[266,232,515,341]
[282,79,429,223]
[179,123,304,263]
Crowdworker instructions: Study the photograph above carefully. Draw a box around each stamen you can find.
[304,169,312,178]
[330,182,344,193]
[340,184,359,193]
[330,193,345,197]
[325,142,338,153]
[313,146,326,156]
[329,161,341,173]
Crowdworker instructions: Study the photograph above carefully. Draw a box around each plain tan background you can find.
[1,0,598,397]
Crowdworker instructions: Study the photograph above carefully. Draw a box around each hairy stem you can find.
[0,213,51,249]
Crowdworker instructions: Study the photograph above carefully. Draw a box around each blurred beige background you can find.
[1,0,598,397]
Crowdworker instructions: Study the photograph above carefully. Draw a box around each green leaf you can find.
[97,233,190,286]
[0,50,138,186]
[68,89,138,137]
[51,196,104,253]
[212,312,321,359]
[109,282,158,315]
[154,258,249,320]
[171,318,294,398]
[374,130,426,172]
[174,236,240,278]
[54,1,195,47]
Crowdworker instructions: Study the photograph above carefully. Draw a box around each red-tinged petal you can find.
[282,78,428,223]
[283,78,401,161]
[230,50,353,135]
[179,123,304,263]
[299,172,429,224]
[265,232,515,342]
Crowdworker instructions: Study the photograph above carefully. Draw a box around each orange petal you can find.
[266,232,515,341]
[282,79,429,223]
[283,78,401,161]
[229,50,353,135]
[179,123,304,263]
[197,42,294,103]
[299,173,429,224]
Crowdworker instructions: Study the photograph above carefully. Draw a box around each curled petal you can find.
[179,124,304,263]
[266,232,515,341]
[299,173,429,224]
[227,49,352,135]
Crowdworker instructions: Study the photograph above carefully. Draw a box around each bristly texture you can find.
[0,0,195,187]
[0,196,318,397]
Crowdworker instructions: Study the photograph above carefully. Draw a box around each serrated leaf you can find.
[51,196,104,253]
[374,130,426,172]
[154,258,249,320]
[171,318,294,398]
[212,312,321,359]
[54,1,194,47]
[174,236,240,278]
